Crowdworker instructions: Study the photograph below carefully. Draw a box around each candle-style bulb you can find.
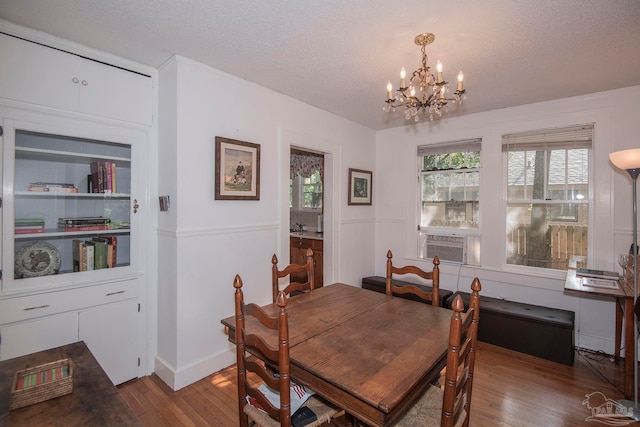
[387,81,393,100]
[400,67,406,88]
[436,60,443,83]
[457,71,464,91]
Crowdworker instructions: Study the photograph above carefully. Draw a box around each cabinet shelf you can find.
[15,191,131,198]
[16,146,131,164]
[15,229,130,239]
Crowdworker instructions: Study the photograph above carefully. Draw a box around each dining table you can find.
[221,282,452,427]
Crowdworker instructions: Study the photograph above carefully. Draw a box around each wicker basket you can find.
[10,358,73,410]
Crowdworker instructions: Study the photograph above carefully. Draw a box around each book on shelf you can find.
[72,240,86,272]
[29,185,78,193]
[15,218,46,234]
[90,161,116,194]
[84,241,95,271]
[29,182,78,193]
[59,225,109,232]
[58,217,111,226]
[58,217,111,231]
[576,268,620,280]
[105,161,112,194]
[97,235,117,267]
[90,161,102,193]
[15,218,45,225]
[111,162,117,193]
[15,227,45,234]
[91,238,108,269]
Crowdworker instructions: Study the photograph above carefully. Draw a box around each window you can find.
[302,171,323,209]
[503,124,592,271]
[290,150,323,211]
[418,139,481,230]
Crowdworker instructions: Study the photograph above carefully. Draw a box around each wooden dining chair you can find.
[386,249,441,306]
[234,274,338,427]
[272,248,315,302]
[391,278,482,427]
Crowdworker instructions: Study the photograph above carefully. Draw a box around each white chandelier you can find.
[383,33,466,122]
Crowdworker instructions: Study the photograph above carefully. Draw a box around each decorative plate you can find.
[15,242,61,278]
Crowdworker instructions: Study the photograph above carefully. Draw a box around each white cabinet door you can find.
[79,299,138,385]
[0,34,78,112]
[0,312,78,360]
[79,58,152,125]
[0,34,152,125]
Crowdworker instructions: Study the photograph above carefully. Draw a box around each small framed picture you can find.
[348,168,372,205]
[215,136,260,200]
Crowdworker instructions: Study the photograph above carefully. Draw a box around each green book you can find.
[91,238,108,269]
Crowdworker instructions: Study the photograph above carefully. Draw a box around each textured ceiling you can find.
[1,0,640,130]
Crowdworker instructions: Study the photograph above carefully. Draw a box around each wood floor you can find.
[118,342,631,426]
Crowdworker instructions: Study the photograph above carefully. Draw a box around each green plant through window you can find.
[303,171,322,209]
[420,148,480,229]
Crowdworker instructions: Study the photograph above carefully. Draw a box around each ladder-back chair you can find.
[272,248,315,302]
[386,249,441,306]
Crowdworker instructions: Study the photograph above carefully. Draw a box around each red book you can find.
[61,225,109,232]
[15,228,45,234]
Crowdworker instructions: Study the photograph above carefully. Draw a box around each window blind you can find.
[417,138,481,156]
[502,124,593,151]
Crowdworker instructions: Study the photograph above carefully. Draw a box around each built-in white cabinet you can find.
[0,29,152,385]
[0,279,139,384]
[79,298,139,385]
[0,33,152,125]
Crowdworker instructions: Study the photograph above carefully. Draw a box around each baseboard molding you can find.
[577,333,617,356]
[154,350,236,391]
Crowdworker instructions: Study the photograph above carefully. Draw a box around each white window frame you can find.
[290,172,322,212]
[502,124,593,272]
[417,139,482,233]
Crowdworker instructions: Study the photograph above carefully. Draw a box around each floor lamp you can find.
[610,148,640,417]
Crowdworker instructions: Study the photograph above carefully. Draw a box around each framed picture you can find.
[215,136,260,200]
[348,168,372,205]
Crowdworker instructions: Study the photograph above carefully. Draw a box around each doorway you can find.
[290,147,324,286]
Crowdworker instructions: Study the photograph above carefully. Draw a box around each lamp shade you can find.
[610,148,640,170]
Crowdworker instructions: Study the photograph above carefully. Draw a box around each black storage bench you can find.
[361,276,453,308]
[445,292,575,365]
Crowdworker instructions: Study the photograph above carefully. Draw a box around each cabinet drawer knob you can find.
[23,304,50,311]
[81,80,88,86]
[72,77,79,84]
[133,199,139,213]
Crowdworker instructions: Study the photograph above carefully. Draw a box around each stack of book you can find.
[15,218,45,234]
[72,236,117,271]
[28,182,78,193]
[58,217,110,232]
[89,161,117,194]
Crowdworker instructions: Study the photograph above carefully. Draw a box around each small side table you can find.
[564,259,635,399]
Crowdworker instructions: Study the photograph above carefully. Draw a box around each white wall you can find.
[375,85,640,355]
[157,54,639,390]
[156,56,375,389]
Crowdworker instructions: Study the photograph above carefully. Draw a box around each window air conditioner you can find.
[424,234,466,264]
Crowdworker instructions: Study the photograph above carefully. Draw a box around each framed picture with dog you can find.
[215,136,260,200]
